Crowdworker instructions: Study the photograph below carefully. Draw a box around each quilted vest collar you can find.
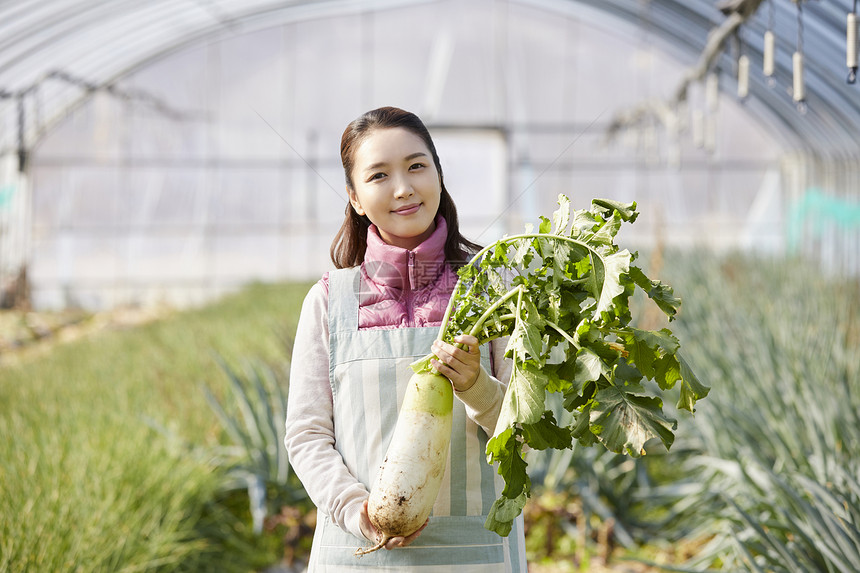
[364,215,448,291]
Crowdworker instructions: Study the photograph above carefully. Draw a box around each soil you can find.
[0,305,172,365]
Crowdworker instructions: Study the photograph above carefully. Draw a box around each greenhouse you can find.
[1,1,858,572]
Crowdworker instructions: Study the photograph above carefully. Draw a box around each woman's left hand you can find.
[431,334,481,392]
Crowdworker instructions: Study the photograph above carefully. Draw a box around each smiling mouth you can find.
[393,203,421,214]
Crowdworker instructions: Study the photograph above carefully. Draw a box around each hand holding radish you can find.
[430,334,481,392]
[359,499,428,550]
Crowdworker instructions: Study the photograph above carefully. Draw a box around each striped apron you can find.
[306,267,526,572]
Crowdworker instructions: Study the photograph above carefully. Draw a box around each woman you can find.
[285,106,527,571]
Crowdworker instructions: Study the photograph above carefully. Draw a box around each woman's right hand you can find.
[359,498,428,549]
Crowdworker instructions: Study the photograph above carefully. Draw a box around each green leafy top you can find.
[411,195,709,537]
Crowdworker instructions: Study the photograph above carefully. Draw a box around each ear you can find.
[348,188,365,216]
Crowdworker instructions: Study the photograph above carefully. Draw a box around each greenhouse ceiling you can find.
[1,0,859,161]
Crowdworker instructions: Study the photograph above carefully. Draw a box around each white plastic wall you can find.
[27,0,786,310]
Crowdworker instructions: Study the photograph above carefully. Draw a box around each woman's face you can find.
[348,127,442,250]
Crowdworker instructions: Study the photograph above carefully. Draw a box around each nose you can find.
[393,176,414,199]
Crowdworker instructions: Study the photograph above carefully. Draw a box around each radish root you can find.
[354,535,391,556]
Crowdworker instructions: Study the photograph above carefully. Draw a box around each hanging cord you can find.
[797,1,804,57]
[1,69,204,169]
[848,0,858,83]
[769,0,776,31]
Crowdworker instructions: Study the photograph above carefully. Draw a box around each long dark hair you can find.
[330,106,481,269]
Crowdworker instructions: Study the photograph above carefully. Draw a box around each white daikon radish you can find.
[354,371,453,556]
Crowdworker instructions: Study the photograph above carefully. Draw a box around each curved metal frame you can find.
[0,0,858,158]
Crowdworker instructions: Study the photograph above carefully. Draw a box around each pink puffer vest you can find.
[322,216,460,329]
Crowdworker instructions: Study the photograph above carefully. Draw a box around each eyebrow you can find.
[364,152,429,172]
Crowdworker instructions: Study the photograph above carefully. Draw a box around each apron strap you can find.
[328,267,361,334]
